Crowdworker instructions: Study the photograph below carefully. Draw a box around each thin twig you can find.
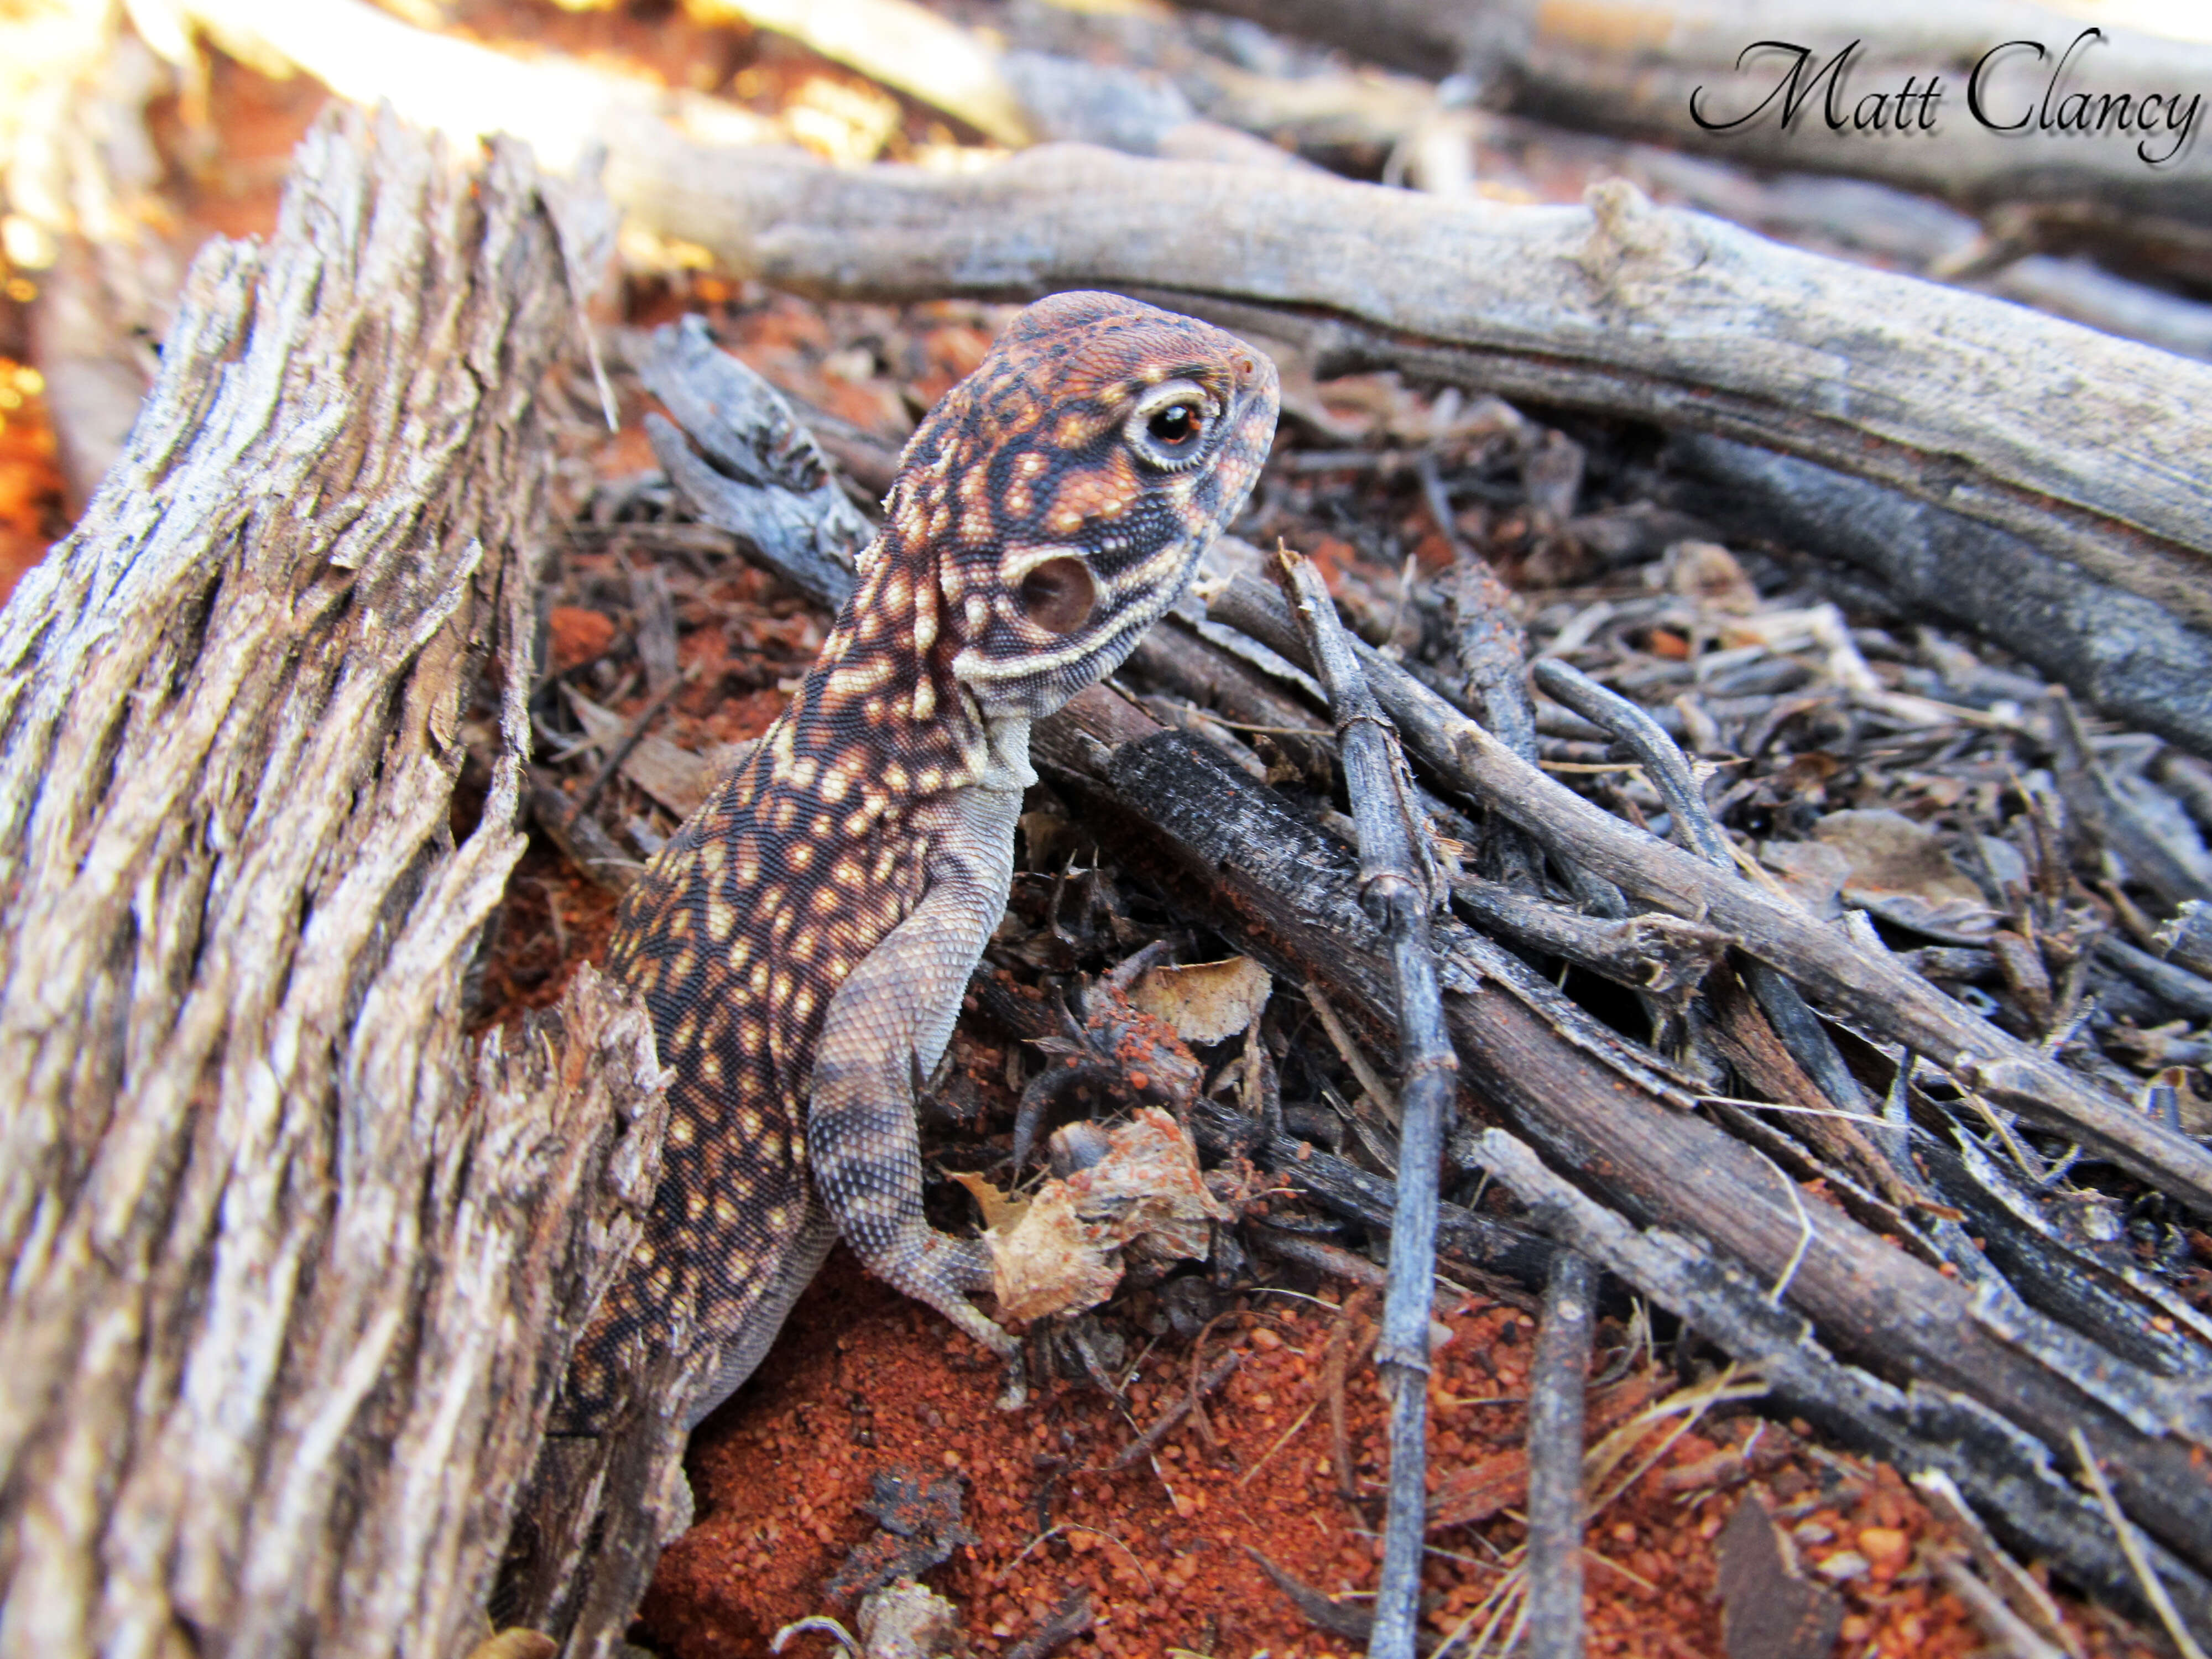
[1108,1350,1240,1471]
[1321,1288,1380,1503]
[1272,543,1458,1659]
[1304,978,1402,1123]
[1002,1526,1152,1593]
[1930,1556,2073,1659]
[2070,1429,2211,1659]
[1747,1143,1814,1305]
[1003,1587,1095,1659]
[567,664,695,826]
[1238,1396,1326,1490]
[1524,1250,1595,1659]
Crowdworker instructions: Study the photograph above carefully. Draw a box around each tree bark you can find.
[0,108,665,1659]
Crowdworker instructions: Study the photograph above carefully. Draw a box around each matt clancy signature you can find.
[1689,29,2201,165]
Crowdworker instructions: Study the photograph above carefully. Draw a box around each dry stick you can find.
[1108,1352,1240,1471]
[1003,1586,1096,1659]
[567,664,696,825]
[634,315,870,612]
[1039,685,2212,1608]
[2097,936,2212,1022]
[1273,544,1458,1659]
[1248,1222,1457,1351]
[2070,1428,2212,1659]
[1321,1288,1381,1505]
[2048,690,2212,909]
[1437,493,1544,893]
[1206,574,2212,1212]
[1524,1250,1597,1659]
[1530,659,1901,1174]
[1928,1555,2073,1659]
[1446,873,1726,999]
[1468,1129,2212,1641]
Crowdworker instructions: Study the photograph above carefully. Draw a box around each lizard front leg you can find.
[807,786,1023,1375]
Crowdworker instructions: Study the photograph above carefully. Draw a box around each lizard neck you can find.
[758,526,1008,821]
[974,708,1037,796]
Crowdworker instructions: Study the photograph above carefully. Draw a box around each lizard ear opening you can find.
[1017,556,1098,635]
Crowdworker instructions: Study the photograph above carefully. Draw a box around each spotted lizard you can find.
[562,293,1279,1431]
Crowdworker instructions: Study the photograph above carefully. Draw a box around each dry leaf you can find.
[1666,539,1759,615]
[1718,1496,1845,1659]
[988,1183,1125,1322]
[566,688,752,816]
[1757,838,1851,920]
[1129,954,1272,1046]
[1809,808,1997,940]
[948,1169,1025,1233]
[986,1108,1229,1322]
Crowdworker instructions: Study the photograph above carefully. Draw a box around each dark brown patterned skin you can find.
[562,294,1279,1431]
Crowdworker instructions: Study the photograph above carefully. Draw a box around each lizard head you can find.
[880,291,1279,721]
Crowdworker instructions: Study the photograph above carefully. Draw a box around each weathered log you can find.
[0,110,665,1658]
[604,139,2212,634]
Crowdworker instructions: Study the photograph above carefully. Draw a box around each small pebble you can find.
[1813,1550,1870,1583]
[1858,1525,1910,1567]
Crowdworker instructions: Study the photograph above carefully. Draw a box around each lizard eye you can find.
[1126,380,1214,469]
[1149,404,1198,444]
[1018,556,1098,634]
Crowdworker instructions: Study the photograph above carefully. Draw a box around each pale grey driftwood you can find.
[605,139,2212,633]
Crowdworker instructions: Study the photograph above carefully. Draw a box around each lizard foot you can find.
[869,1229,1024,1375]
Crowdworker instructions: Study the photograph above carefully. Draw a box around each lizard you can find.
[561,291,1280,1433]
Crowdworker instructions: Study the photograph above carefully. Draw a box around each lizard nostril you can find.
[1017,556,1098,635]
[1234,354,1258,383]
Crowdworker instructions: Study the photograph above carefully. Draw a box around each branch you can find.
[1271,545,1456,1659]
[1206,573,2212,1211]
[1524,1251,1596,1659]
[608,142,2212,633]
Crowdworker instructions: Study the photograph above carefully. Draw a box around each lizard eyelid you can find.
[1125,379,1217,471]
